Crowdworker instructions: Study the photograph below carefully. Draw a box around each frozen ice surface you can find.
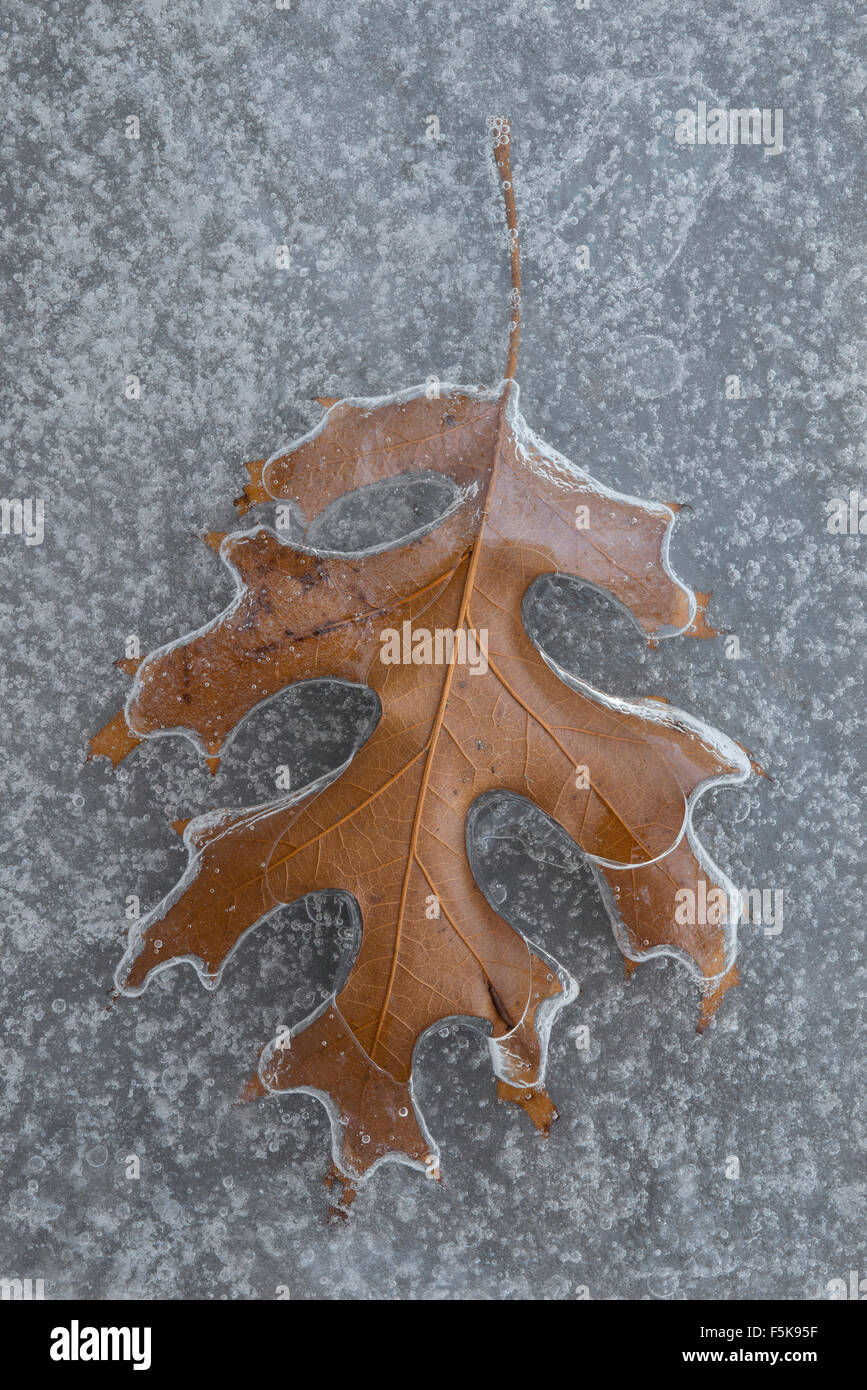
[0,0,864,1299]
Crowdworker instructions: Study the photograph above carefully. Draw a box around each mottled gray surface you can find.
[1,0,864,1301]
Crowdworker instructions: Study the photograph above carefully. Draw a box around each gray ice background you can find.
[1,0,864,1300]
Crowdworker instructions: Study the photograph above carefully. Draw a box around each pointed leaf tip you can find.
[89,710,142,769]
[237,1073,268,1105]
[697,964,739,1033]
[114,656,143,678]
[234,460,269,513]
[498,1080,559,1135]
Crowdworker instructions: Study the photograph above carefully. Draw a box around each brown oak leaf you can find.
[93,121,759,1215]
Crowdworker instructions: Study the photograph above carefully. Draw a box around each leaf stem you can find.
[491,118,521,382]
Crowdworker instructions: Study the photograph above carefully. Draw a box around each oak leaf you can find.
[92,121,759,1215]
